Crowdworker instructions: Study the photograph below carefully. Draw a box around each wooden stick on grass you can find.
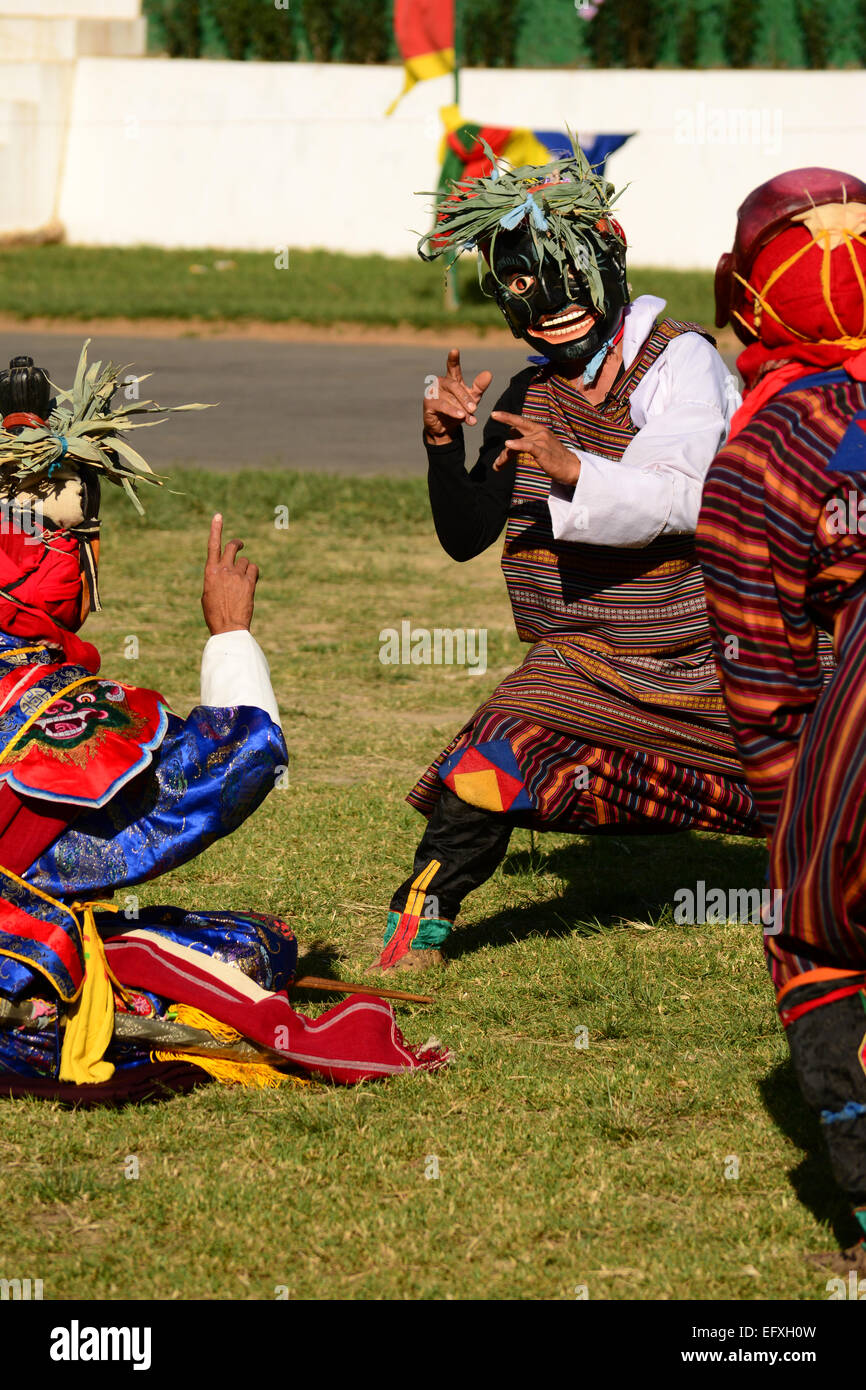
[293,975,433,1005]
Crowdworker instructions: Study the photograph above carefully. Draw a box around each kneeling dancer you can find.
[698,168,866,1264]
[375,143,762,973]
[0,350,445,1098]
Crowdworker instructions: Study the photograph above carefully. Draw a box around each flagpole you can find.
[445,0,461,312]
[453,0,460,108]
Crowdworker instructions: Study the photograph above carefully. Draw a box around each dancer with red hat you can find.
[698,168,866,1268]
[0,350,447,1098]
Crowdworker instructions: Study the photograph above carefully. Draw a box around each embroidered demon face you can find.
[0,671,165,806]
[23,681,129,750]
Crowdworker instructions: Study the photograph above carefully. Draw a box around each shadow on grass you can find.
[449,828,768,958]
[759,1060,861,1249]
[293,938,346,1000]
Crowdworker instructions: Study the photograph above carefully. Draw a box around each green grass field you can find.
[0,468,851,1302]
[0,245,716,333]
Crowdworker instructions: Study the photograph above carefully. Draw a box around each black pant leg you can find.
[786,991,866,1214]
[390,787,514,922]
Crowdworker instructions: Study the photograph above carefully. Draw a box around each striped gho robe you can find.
[410,318,760,837]
[697,367,866,1000]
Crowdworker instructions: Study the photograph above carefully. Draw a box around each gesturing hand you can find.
[490,411,582,485]
[423,348,492,445]
[201,513,259,636]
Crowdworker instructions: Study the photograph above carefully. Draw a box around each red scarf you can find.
[0,530,98,671]
[728,342,866,442]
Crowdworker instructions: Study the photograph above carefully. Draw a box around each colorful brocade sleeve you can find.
[24,705,287,895]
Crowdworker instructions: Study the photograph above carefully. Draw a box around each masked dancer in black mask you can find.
[372,141,762,973]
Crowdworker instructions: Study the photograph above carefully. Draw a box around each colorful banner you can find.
[387,0,455,115]
[436,107,632,191]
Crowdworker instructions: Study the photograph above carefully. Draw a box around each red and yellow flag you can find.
[386,0,455,115]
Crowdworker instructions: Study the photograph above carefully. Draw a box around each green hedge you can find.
[142,0,866,68]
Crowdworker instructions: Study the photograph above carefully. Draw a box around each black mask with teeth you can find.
[481,225,629,365]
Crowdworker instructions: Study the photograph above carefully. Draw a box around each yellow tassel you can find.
[153,1004,310,1090]
[152,1050,301,1089]
[59,903,121,1085]
[171,1003,243,1045]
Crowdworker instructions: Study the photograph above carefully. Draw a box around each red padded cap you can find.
[715,167,866,337]
[734,167,866,269]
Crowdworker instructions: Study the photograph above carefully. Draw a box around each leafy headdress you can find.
[0,342,207,517]
[0,343,208,622]
[417,135,626,314]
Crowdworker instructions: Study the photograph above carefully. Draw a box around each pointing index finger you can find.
[207,513,223,566]
[491,411,528,428]
[445,347,463,382]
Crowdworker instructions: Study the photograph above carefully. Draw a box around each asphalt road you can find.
[0,330,738,475]
[0,331,531,476]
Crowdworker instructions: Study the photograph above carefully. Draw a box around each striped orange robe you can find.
[697,367,866,995]
[410,318,760,838]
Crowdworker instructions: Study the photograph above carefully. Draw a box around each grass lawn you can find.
[0,245,716,334]
[0,468,850,1302]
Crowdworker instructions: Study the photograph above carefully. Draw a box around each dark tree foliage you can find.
[693,0,728,66]
[822,0,865,66]
[751,0,808,67]
[249,2,297,62]
[797,0,827,66]
[158,0,202,58]
[725,0,758,67]
[142,0,865,68]
[210,0,250,61]
[587,0,659,67]
[462,0,523,68]
[677,5,698,68]
[652,0,684,65]
[337,0,391,63]
[300,0,340,62]
[515,0,590,68]
[250,1,297,62]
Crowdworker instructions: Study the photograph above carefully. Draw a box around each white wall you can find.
[0,14,144,63]
[0,0,141,236]
[9,59,866,267]
[0,62,74,236]
[9,2,139,15]
[59,61,444,258]
[466,68,866,268]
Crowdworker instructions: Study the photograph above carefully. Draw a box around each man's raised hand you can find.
[490,410,582,485]
[201,513,259,636]
[423,348,492,445]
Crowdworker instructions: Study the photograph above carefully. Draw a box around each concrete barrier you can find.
[0,61,74,239]
[0,16,145,62]
[6,1,139,15]
[5,54,866,267]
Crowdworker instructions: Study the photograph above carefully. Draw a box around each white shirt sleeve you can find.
[200,629,282,727]
[547,333,741,548]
